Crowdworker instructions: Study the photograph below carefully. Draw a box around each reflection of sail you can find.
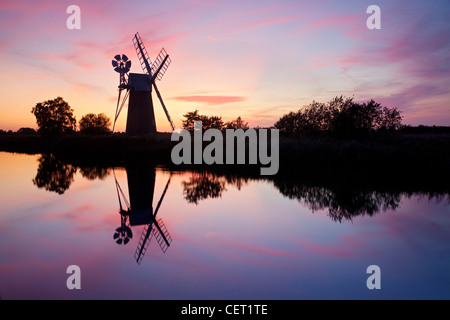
[113,164,172,264]
[134,175,172,264]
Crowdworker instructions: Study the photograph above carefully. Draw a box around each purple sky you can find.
[0,0,449,131]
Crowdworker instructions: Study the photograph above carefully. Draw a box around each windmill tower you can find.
[113,165,173,265]
[112,32,175,135]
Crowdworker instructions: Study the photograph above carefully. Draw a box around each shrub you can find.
[79,113,111,134]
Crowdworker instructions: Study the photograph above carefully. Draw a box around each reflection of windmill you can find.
[113,169,133,245]
[113,166,172,265]
[134,173,172,265]
[112,32,175,135]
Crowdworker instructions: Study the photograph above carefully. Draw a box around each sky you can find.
[0,0,449,132]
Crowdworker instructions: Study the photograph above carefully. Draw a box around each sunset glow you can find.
[0,0,449,132]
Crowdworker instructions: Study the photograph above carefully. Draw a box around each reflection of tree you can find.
[182,172,249,204]
[79,166,111,180]
[274,181,402,222]
[33,154,77,195]
[183,173,226,204]
[224,175,249,191]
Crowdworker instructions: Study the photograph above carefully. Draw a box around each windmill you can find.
[113,165,172,265]
[112,32,175,135]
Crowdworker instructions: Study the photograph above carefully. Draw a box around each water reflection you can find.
[31,155,174,265]
[33,154,111,194]
[33,154,77,194]
[274,182,402,222]
[2,152,447,299]
[32,154,449,225]
[113,165,172,264]
[79,166,111,181]
[182,172,249,204]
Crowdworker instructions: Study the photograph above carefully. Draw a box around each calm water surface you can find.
[0,152,449,299]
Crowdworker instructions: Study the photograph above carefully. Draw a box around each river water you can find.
[0,152,449,299]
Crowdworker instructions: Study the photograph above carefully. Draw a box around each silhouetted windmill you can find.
[112,32,175,134]
[113,166,172,265]
[111,54,131,133]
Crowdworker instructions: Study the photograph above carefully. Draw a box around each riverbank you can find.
[1,131,449,181]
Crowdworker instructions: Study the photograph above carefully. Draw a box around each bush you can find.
[79,113,111,134]
[17,127,37,135]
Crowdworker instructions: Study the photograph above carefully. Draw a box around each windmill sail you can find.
[153,82,175,131]
[132,32,175,131]
[133,33,153,76]
[151,48,171,81]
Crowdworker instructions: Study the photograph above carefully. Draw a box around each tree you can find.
[79,113,111,134]
[31,97,77,136]
[203,115,224,130]
[274,96,403,138]
[182,110,224,131]
[17,127,37,135]
[225,116,249,129]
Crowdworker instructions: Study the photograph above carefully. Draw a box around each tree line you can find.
[27,95,405,138]
[274,96,402,138]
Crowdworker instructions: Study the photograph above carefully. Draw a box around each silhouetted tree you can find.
[17,127,37,135]
[79,113,111,134]
[182,110,224,131]
[31,97,76,136]
[33,154,77,195]
[225,116,249,129]
[275,96,402,138]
